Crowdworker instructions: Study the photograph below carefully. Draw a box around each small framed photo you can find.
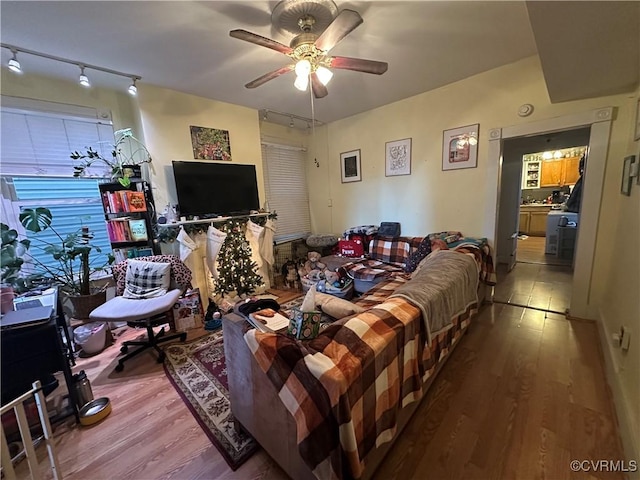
[621,155,634,196]
[442,124,479,171]
[385,138,412,176]
[340,149,361,183]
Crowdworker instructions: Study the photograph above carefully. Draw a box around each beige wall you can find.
[599,88,640,461]
[0,70,140,133]
[136,84,264,211]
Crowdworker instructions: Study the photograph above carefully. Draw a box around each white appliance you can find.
[545,211,578,255]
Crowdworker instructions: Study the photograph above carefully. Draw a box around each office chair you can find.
[89,255,192,372]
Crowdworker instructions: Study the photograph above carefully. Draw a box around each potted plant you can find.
[70,128,152,187]
[0,223,32,312]
[19,207,115,320]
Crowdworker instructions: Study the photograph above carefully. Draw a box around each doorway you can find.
[486,107,613,319]
[494,129,590,313]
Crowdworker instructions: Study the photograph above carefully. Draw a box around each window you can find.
[0,97,114,276]
[261,143,311,243]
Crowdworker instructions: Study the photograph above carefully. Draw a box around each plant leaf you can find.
[19,207,53,233]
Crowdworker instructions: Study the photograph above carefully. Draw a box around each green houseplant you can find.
[71,128,152,187]
[19,207,115,319]
[0,222,32,312]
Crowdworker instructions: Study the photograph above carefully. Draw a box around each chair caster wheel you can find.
[115,363,124,372]
[120,345,128,354]
[157,353,165,364]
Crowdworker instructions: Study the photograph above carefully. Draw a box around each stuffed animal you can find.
[302,251,326,275]
[324,270,340,286]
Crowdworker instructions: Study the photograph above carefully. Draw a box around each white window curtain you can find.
[261,142,311,243]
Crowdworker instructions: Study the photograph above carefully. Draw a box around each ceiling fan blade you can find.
[329,56,388,75]
[245,65,294,89]
[230,29,293,55]
[310,73,329,98]
[314,9,363,52]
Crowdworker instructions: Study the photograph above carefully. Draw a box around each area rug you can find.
[162,332,258,470]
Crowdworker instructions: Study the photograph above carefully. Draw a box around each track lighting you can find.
[289,117,295,128]
[7,49,22,74]
[78,66,90,87]
[1,43,141,94]
[128,77,138,96]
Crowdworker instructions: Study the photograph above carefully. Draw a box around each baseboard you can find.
[597,309,640,479]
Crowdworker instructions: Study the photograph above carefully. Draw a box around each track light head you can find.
[7,49,21,74]
[78,66,90,87]
[289,116,295,128]
[128,77,138,96]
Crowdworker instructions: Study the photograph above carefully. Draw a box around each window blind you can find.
[1,109,114,177]
[261,143,311,243]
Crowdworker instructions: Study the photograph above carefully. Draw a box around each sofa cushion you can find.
[314,292,365,319]
[369,236,411,264]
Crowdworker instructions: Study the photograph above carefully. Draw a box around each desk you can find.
[1,290,79,422]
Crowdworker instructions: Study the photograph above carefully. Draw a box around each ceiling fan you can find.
[229,0,388,98]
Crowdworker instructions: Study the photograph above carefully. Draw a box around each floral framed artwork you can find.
[385,138,412,176]
[442,124,479,171]
[340,149,361,183]
[190,125,231,161]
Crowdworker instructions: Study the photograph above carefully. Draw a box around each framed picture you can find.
[442,124,479,171]
[190,126,231,161]
[621,155,634,196]
[634,99,640,141]
[385,138,412,176]
[340,149,361,183]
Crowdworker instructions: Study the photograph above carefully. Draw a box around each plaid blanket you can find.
[245,296,476,479]
[452,243,497,285]
[353,277,407,309]
[342,238,497,286]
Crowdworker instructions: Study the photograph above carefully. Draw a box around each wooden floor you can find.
[517,235,572,266]
[13,286,624,480]
[498,235,573,313]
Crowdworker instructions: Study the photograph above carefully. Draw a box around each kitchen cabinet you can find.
[521,160,541,189]
[540,156,581,187]
[519,212,530,234]
[519,205,552,236]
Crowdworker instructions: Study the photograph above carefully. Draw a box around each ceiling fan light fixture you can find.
[294,74,309,91]
[295,59,311,77]
[316,66,333,85]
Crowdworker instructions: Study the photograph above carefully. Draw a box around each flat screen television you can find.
[172,161,260,217]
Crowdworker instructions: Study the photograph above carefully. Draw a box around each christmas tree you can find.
[214,219,264,296]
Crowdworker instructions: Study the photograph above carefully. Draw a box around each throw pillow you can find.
[123,260,171,299]
[404,237,432,273]
[314,292,365,319]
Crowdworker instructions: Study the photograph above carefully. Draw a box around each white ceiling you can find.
[1,1,638,128]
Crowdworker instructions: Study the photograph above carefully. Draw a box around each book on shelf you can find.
[128,219,148,241]
[103,190,148,213]
[107,218,148,243]
[125,191,147,212]
[112,246,156,263]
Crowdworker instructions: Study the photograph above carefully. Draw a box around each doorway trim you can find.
[486,107,613,319]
